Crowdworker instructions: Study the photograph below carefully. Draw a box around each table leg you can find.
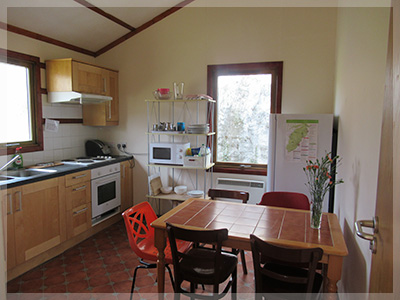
[325,255,343,299]
[154,228,167,299]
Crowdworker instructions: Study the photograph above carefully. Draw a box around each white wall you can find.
[95,7,338,211]
[334,7,389,293]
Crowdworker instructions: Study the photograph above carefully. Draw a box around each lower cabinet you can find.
[120,160,133,212]
[65,170,91,239]
[5,178,66,270]
[5,159,134,278]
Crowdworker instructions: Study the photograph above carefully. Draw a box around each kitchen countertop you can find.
[0,155,133,190]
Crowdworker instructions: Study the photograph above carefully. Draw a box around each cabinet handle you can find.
[15,191,22,212]
[7,194,12,215]
[73,185,87,192]
[122,165,126,179]
[103,78,107,93]
[72,174,86,179]
[73,207,88,215]
[108,102,111,119]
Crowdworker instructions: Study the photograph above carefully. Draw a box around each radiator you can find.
[215,178,266,204]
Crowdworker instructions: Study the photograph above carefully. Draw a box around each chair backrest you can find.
[208,188,249,203]
[122,201,158,257]
[258,191,310,210]
[166,222,229,286]
[250,234,323,294]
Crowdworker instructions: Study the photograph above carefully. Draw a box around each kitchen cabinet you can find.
[145,99,215,205]
[7,178,66,267]
[2,187,20,270]
[65,170,91,239]
[46,58,119,126]
[120,160,133,212]
[82,70,119,126]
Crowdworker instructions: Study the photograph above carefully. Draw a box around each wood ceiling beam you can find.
[0,21,96,57]
[74,0,136,31]
[94,0,196,57]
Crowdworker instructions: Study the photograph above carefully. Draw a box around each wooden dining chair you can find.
[166,222,238,300]
[122,202,192,300]
[258,191,310,210]
[250,234,323,300]
[208,188,249,274]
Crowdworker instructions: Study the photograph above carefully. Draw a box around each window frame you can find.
[0,48,43,155]
[207,61,283,176]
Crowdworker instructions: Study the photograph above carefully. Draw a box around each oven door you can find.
[91,172,121,219]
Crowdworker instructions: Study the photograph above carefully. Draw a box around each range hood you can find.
[48,92,112,104]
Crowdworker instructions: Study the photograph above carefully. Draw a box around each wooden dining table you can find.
[151,198,348,297]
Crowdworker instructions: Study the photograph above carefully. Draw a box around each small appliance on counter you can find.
[85,140,111,157]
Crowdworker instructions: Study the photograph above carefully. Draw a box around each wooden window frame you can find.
[207,62,283,176]
[0,49,43,155]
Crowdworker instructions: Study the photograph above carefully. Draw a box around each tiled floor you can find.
[7,220,255,299]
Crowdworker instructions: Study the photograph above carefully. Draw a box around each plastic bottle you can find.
[199,144,207,157]
[12,147,23,169]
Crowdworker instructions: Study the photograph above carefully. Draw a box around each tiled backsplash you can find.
[4,123,99,167]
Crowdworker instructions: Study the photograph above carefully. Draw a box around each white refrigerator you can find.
[267,114,334,212]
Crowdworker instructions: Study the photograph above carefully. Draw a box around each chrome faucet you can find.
[0,155,21,172]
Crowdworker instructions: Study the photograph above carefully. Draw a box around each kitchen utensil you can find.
[177,122,185,131]
[160,186,173,194]
[153,88,171,100]
[174,185,187,195]
[187,190,204,198]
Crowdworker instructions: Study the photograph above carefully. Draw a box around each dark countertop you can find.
[0,155,133,190]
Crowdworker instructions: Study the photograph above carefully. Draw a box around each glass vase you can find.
[310,200,323,229]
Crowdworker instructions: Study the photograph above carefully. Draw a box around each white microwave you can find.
[149,142,190,165]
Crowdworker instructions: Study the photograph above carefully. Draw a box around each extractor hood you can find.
[48,92,112,104]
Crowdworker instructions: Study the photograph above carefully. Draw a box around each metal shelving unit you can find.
[145,98,215,207]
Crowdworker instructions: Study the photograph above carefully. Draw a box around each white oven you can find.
[91,163,121,220]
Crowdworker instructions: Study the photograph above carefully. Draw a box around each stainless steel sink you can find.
[1,168,56,178]
[0,175,14,181]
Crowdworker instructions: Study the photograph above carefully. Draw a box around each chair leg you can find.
[166,264,175,289]
[231,266,237,300]
[130,265,146,300]
[240,250,248,275]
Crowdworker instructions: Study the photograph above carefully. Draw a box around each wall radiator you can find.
[215,178,266,204]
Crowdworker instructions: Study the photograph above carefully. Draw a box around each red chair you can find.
[258,191,310,210]
[122,202,192,299]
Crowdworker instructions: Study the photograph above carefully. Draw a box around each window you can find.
[0,49,43,154]
[207,62,283,175]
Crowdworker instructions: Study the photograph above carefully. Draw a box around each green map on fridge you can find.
[285,120,318,162]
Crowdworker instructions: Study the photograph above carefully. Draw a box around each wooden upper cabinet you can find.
[46,58,119,126]
[82,70,119,126]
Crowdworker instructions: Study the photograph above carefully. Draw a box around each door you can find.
[355,6,395,294]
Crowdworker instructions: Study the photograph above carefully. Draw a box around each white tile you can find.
[54,149,63,160]
[33,151,44,164]
[62,136,72,148]
[44,137,54,151]
[53,137,63,150]
[43,151,54,162]
[63,148,72,159]
[62,124,71,137]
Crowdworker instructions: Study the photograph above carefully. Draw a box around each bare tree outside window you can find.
[217,74,271,164]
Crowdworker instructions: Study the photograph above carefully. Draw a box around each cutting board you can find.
[149,176,162,196]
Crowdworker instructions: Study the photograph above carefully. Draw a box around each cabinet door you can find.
[72,61,107,95]
[2,188,20,270]
[105,70,119,125]
[82,70,119,126]
[120,160,133,212]
[14,178,66,265]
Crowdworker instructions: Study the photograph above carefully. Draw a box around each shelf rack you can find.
[146,98,215,207]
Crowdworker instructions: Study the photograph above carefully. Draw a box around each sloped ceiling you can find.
[1,0,193,57]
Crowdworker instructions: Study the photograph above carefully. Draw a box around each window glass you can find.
[217,74,271,165]
[0,49,43,154]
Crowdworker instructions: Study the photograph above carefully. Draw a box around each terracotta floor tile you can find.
[44,274,66,287]
[112,280,132,293]
[109,271,130,283]
[66,271,87,283]
[43,258,64,268]
[91,284,114,293]
[133,275,156,288]
[66,280,89,293]
[87,267,107,278]
[84,258,104,269]
[106,262,126,274]
[43,266,64,277]
[89,275,110,287]
[19,278,43,292]
[20,268,43,282]
[64,255,83,265]
[65,262,85,273]
[82,252,101,261]
[103,255,122,265]
[43,284,67,293]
